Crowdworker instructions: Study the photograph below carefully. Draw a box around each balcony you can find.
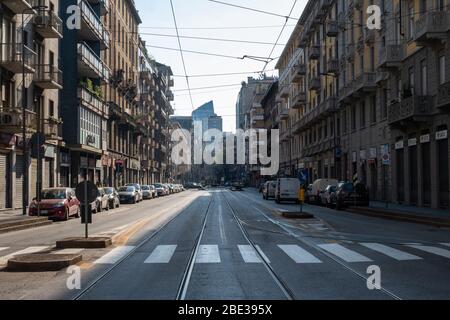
[278,83,290,99]
[309,45,320,60]
[298,33,307,48]
[388,95,434,125]
[77,42,110,82]
[309,76,321,91]
[291,91,306,109]
[278,104,289,121]
[78,86,106,114]
[140,91,152,103]
[0,108,37,134]
[320,96,338,116]
[79,0,109,50]
[1,0,34,14]
[378,45,404,69]
[437,81,450,110]
[0,43,36,74]
[43,121,62,141]
[291,63,306,83]
[34,10,63,39]
[167,90,174,101]
[326,58,339,74]
[326,20,338,37]
[354,72,376,92]
[87,0,109,16]
[34,65,63,90]
[414,11,449,44]
[364,29,375,43]
[346,44,355,61]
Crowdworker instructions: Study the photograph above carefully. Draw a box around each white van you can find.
[275,178,300,203]
[263,181,277,200]
[306,179,339,204]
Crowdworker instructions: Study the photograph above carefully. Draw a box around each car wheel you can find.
[133,197,137,204]
[63,208,69,221]
[75,206,80,218]
[106,202,110,211]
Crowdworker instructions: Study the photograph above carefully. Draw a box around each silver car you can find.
[125,183,143,202]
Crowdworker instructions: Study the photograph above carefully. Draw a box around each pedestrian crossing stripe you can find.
[278,245,322,264]
[238,245,263,263]
[407,245,450,259]
[195,245,221,263]
[94,246,135,264]
[145,245,177,264]
[360,243,422,261]
[318,243,372,263]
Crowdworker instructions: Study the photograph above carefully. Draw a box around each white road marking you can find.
[144,245,177,264]
[441,243,450,248]
[0,246,49,264]
[195,245,221,263]
[278,245,322,264]
[238,245,262,263]
[408,245,450,259]
[0,247,9,253]
[94,246,135,264]
[318,243,372,263]
[360,243,422,261]
[255,245,271,263]
[53,249,84,255]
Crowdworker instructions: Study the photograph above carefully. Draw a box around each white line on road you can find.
[318,243,372,263]
[0,246,49,264]
[144,245,177,264]
[0,247,9,253]
[407,245,450,259]
[360,243,422,261]
[238,245,263,263]
[94,246,135,264]
[278,245,322,264]
[195,245,221,263]
[441,243,450,248]
[255,245,271,263]
[53,249,84,255]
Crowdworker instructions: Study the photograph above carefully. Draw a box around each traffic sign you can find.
[75,181,98,204]
[298,169,309,185]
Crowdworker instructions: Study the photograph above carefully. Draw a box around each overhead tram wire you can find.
[139,24,297,30]
[169,0,194,110]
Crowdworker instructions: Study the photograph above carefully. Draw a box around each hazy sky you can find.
[135,0,307,132]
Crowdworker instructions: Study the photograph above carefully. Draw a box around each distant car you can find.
[141,185,154,200]
[125,184,143,202]
[29,188,80,221]
[333,182,370,210]
[104,187,120,209]
[231,181,243,191]
[275,178,300,203]
[118,186,139,204]
[95,188,110,213]
[307,179,339,205]
[321,185,338,207]
[154,183,166,197]
[262,181,277,200]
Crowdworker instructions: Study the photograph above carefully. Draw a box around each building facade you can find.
[274,0,450,209]
[0,0,63,209]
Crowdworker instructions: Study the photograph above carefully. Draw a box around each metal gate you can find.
[422,143,431,206]
[438,138,449,208]
[409,146,418,205]
[396,149,405,203]
[43,159,51,189]
[30,159,38,202]
[15,155,24,209]
[0,153,10,209]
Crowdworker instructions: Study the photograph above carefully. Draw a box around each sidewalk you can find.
[0,209,27,222]
[369,201,450,220]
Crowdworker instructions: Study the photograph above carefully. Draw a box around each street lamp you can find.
[22,5,48,215]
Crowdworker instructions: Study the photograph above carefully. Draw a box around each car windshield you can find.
[142,186,150,190]
[341,183,354,192]
[154,184,163,188]
[104,188,114,194]
[41,189,66,200]
[119,187,135,192]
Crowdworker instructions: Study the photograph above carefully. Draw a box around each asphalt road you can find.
[0,188,449,300]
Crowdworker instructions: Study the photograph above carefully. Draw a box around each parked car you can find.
[321,185,339,207]
[104,187,120,209]
[118,186,139,204]
[333,182,370,210]
[306,179,339,205]
[95,188,110,213]
[275,178,300,203]
[262,181,277,200]
[154,184,166,197]
[125,184,143,202]
[163,184,170,195]
[231,181,243,191]
[141,185,154,200]
[29,188,80,221]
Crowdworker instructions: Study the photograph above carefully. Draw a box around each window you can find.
[360,101,366,128]
[439,54,446,85]
[49,100,55,117]
[370,96,377,124]
[408,5,414,39]
[421,60,428,95]
[351,105,356,131]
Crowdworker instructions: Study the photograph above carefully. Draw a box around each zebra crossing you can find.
[91,242,450,265]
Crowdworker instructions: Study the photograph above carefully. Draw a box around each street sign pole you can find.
[85,177,88,239]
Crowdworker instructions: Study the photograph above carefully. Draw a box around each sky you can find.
[135,0,307,133]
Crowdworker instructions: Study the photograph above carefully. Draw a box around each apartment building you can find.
[275,0,450,209]
[0,0,63,209]
[59,0,110,187]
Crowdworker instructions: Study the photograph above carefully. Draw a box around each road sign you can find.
[298,169,308,185]
[75,181,98,204]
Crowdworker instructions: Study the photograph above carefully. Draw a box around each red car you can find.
[29,188,80,221]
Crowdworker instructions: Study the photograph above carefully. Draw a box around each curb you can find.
[346,207,450,228]
[56,237,112,249]
[7,254,82,272]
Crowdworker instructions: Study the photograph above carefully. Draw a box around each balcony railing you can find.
[437,81,450,109]
[378,45,404,69]
[78,86,106,114]
[77,42,110,82]
[292,91,306,108]
[80,0,109,49]
[0,108,37,134]
[291,63,306,83]
[34,10,63,39]
[414,11,449,44]
[388,95,434,125]
[278,83,290,99]
[309,45,320,60]
[309,76,321,91]
[355,72,376,92]
[34,65,63,90]
[346,44,355,61]
[0,43,36,74]
[43,121,62,140]
[326,20,338,37]
[1,0,34,14]
[327,58,339,74]
[87,0,109,16]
